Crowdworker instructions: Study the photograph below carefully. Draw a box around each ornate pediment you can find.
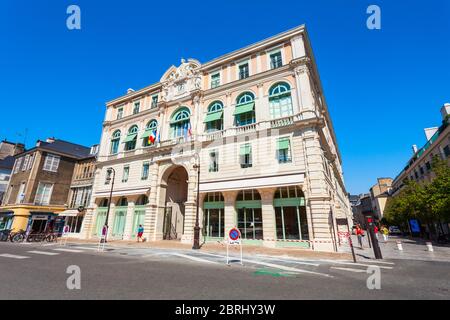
[160,59,202,102]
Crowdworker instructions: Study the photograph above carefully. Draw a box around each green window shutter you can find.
[233,102,255,115]
[204,111,223,123]
[240,144,251,155]
[141,129,153,139]
[123,133,137,143]
[277,138,290,150]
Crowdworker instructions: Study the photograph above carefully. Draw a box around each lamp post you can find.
[192,153,201,250]
[103,167,116,243]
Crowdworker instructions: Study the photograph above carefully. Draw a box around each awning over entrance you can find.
[58,209,80,217]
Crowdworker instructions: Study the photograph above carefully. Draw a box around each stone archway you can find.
[158,165,189,240]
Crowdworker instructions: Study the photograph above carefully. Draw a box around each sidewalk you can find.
[345,235,450,262]
[64,238,352,261]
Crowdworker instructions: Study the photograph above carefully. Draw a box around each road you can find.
[0,242,449,300]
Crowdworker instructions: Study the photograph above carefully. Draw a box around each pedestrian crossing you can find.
[0,243,396,279]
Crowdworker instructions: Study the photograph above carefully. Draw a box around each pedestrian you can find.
[355,224,364,249]
[381,225,389,242]
[137,224,144,242]
[374,225,379,241]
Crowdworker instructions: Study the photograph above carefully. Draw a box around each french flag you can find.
[148,130,156,144]
[184,121,192,139]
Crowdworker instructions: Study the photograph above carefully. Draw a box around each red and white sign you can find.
[228,228,241,245]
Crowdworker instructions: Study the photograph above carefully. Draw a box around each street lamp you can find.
[192,153,201,250]
[103,167,116,243]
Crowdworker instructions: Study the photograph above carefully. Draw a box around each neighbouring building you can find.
[351,193,372,227]
[81,25,352,252]
[369,177,393,221]
[0,140,24,207]
[392,103,450,195]
[0,138,94,234]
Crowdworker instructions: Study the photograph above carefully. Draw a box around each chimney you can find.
[412,144,418,154]
[441,103,450,122]
[13,143,25,155]
[46,137,56,143]
[36,140,42,147]
[127,88,135,94]
[424,127,439,141]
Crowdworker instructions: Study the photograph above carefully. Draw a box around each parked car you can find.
[389,226,402,235]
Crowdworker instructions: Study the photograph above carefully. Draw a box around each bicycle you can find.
[10,229,26,243]
[0,229,12,242]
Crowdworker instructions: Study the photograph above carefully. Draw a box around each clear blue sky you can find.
[0,0,449,195]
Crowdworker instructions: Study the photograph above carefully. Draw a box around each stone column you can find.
[181,167,198,244]
[259,188,277,248]
[294,64,316,119]
[106,203,116,239]
[145,163,159,241]
[80,204,97,239]
[222,191,238,240]
[256,82,269,123]
[123,200,135,240]
[224,91,233,129]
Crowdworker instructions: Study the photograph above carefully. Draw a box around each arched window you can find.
[136,195,149,206]
[269,82,293,119]
[143,120,158,147]
[234,92,256,127]
[170,107,191,138]
[274,186,309,241]
[204,101,224,133]
[117,197,128,207]
[124,125,138,151]
[235,189,262,240]
[203,192,225,238]
[99,199,109,207]
[110,130,121,155]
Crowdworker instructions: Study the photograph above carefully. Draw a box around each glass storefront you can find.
[94,209,107,236]
[131,207,146,238]
[236,189,263,240]
[112,208,127,238]
[0,214,13,230]
[65,214,85,233]
[203,192,224,239]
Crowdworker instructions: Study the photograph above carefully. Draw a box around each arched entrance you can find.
[160,165,189,240]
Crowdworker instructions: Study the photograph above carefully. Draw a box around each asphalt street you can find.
[0,242,449,300]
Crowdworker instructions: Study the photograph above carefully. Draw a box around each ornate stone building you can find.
[81,25,352,252]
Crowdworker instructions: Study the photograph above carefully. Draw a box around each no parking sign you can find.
[226,227,243,265]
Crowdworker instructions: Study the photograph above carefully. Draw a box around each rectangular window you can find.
[22,155,30,171]
[43,154,60,172]
[14,158,23,174]
[133,101,140,115]
[240,144,252,168]
[209,150,219,172]
[237,208,263,240]
[70,187,92,208]
[16,182,26,204]
[270,51,283,69]
[238,63,249,80]
[27,153,35,170]
[117,107,124,120]
[34,182,53,205]
[122,166,130,183]
[211,72,220,88]
[277,138,292,163]
[141,162,150,180]
[151,95,158,108]
[105,168,112,185]
[444,145,450,158]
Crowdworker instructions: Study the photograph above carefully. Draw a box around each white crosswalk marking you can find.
[331,267,367,273]
[28,251,60,256]
[325,260,393,270]
[0,254,30,259]
[53,248,83,253]
[171,253,218,264]
[71,246,100,251]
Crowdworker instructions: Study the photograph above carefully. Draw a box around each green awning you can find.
[277,138,290,150]
[240,144,251,155]
[141,129,153,139]
[122,134,137,143]
[204,111,223,123]
[233,102,255,116]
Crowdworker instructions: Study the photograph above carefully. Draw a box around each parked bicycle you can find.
[10,229,26,242]
[0,229,12,242]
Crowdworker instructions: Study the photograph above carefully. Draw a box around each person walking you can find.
[381,225,389,242]
[374,225,379,241]
[137,225,144,242]
[355,224,364,249]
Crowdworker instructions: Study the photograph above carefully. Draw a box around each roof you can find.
[0,156,15,170]
[19,140,92,160]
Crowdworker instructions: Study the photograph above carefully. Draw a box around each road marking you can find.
[194,251,332,277]
[355,260,395,265]
[28,251,60,256]
[253,256,320,267]
[323,260,393,270]
[40,243,58,247]
[170,253,218,264]
[71,246,100,251]
[0,254,30,259]
[53,248,84,253]
[331,267,367,273]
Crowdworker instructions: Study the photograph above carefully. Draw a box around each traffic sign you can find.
[229,228,240,241]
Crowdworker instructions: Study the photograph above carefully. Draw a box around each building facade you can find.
[0,140,25,206]
[369,178,392,221]
[392,104,450,195]
[0,139,93,233]
[81,25,352,252]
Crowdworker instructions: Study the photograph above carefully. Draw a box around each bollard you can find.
[396,240,403,251]
[426,241,434,252]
